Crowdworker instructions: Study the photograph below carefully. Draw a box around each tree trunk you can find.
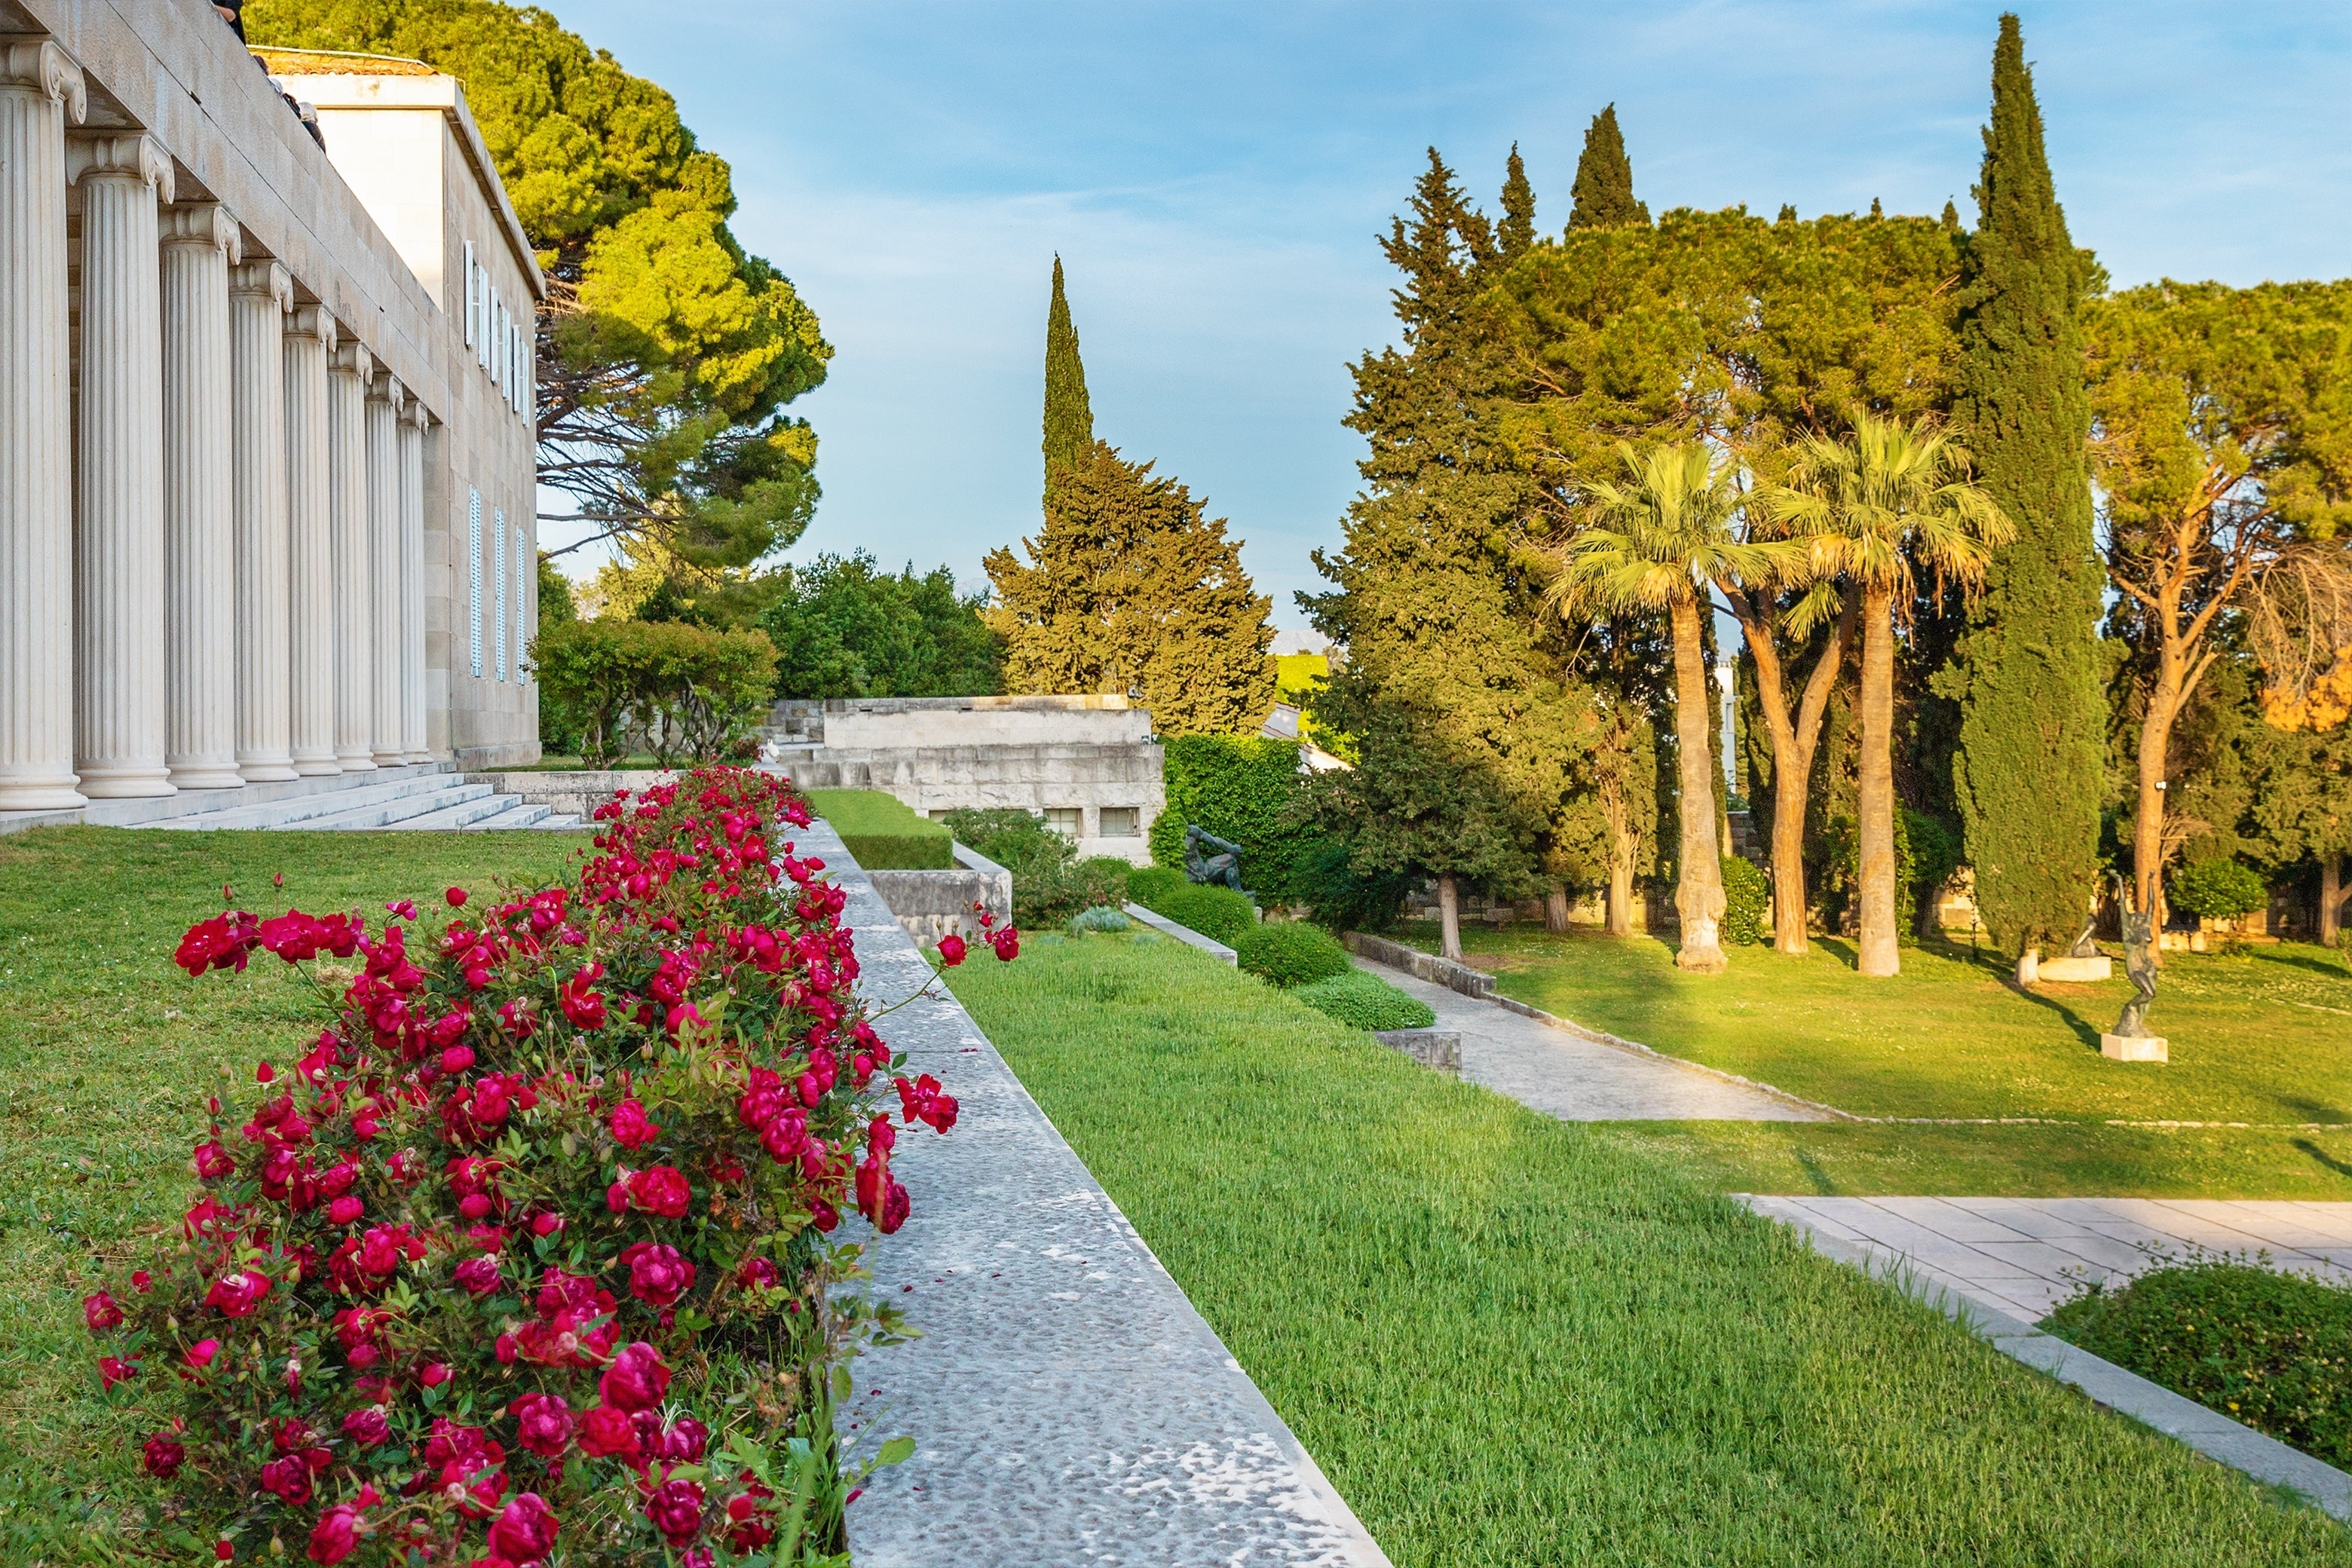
[1602,773,1634,938]
[1726,584,1851,958]
[2323,855,2342,948]
[1438,872,1462,961]
[2133,660,2186,955]
[1668,597,1727,973]
[1545,883,1571,934]
[2016,945,2039,986]
[1856,583,1900,978]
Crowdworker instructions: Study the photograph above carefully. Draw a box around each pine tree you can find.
[1498,143,1536,262]
[1567,105,1649,231]
[985,441,1275,735]
[1950,14,2105,978]
[1042,255,1094,489]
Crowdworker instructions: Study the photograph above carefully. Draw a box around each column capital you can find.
[331,338,375,386]
[369,372,406,415]
[406,398,431,431]
[230,258,293,313]
[68,133,173,203]
[160,202,242,262]
[1,40,87,123]
[287,305,338,352]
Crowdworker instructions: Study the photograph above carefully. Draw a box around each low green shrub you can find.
[1291,968,1436,1031]
[1133,878,1257,944]
[530,617,778,767]
[2171,859,2269,922]
[1236,920,1351,988]
[1069,904,1133,936]
[940,807,1128,926]
[2043,1260,2352,1467]
[1722,855,1769,945]
[1126,865,1187,908]
[807,788,954,870]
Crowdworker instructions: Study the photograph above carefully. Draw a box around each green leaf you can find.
[876,1435,915,1467]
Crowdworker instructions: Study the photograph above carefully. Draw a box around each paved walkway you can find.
[817,823,1393,1567]
[1742,1196,2352,1321]
[1352,956,1827,1122]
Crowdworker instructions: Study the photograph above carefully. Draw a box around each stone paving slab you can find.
[1352,954,1827,1122]
[801,822,1392,1568]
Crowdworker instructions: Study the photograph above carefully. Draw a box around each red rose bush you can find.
[83,768,1009,1566]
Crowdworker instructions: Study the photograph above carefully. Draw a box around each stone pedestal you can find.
[326,339,375,772]
[364,375,403,765]
[283,307,338,775]
[2038,955,2114,983]
[159,203,243,788]
[72,133,175,798]
[2100,1034,2168,1063]
[0,43,87,810]
[230,259,296,781]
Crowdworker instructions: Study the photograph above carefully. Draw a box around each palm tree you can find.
[1554,443,1802,973]
[1769,412,2011,977]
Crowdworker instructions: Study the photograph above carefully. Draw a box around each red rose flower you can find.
[598,1342,671,1413]
[259,1453,313,1504]
[454,1255,502,1296]
[576,1403,639,1460]
[192,1140,236,1178]
[936,933,966,966]
[991,925,1021,961]
[327,1195,364,1227]
[623,1165,691,1219]
[445,887,469,908]
[485,1492,559,1560]
[509,1393,573,1460]
[737,1257,780,1291]
[418,1361,453,1389]
[608,1098,660,1150]
[183,1338,222,1372]
[83,1292,123,1331]
[644,1478,706,1545]
[342,1407,390,1447]
[307,1499,366,1565]
[620,1242,696,1309]
[141,1434,184,1478]
[98,1355,137,1389]
[205,1268,272,1318]
[659,1416,709,1463]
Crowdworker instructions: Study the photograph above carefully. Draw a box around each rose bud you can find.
[445,887,469,908]
[418,1362,453,1389]
[142,1434,185,1478]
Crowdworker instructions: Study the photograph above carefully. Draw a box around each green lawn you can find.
[0,828,581,1556]
[1384,922,2352,1197]
[947,933,2351,1564]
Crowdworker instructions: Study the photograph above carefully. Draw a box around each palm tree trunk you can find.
[1857,583,1899,977]
[1438,872,1462,961]
[1668,598,1727,973]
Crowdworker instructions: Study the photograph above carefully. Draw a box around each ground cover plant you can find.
[945,935,2352,1565]
[2043,1258,2352,1467]
[1289,969,1435,1031]
[805,788,954,870]
[1233,921,1349,988]
[12,772,979,1565]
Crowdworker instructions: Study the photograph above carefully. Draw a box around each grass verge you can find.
[807,788,953,869]
[0,827,581,1552]
[947,932,2352,1564]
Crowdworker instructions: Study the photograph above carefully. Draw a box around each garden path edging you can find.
[810,822,1393,1567]
[1123,901,1239,963]
[1749,1200,2352,1521]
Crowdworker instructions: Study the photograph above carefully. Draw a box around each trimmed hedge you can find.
[2171,859,2268,921]
[1139,881,1257,945]
[808,788,954,870]
[1291,969,1437,1031]
[2043,1260,2352,1468]
[1127,865,1187,909]
[1148,734,1309,901]
[531,617,777,767]
[1723,855,1769,945]
[1236,921,1352,988]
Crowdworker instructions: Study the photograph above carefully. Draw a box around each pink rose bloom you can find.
[598,1341,671,1413]
[454,1255,503,1296]
[620,1242,696,1309]
[509,1392,572,1460]
[485,1492,559,1560]
[608,1098,660,1150]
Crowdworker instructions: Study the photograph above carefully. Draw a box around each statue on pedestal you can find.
[1184,825,1245,893]
[2101,874,2167,1061]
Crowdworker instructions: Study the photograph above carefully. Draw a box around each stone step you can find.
[381,792,544,831]
[129,772,476,831]
[533,813,584,831]
[272,783,498,831]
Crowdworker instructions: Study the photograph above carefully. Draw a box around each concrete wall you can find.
[813,695,1153,749]
[864,843,1013,947]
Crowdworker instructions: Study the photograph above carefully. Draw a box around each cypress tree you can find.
[1042,255,1093,488]
[1567,105,1649,230]
[1498,142,1536,262]
[1950,14,2105,978]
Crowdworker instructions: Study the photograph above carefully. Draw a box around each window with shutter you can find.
[468,489,484,678]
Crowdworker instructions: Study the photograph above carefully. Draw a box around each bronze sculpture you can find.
[1184,825,1245,892]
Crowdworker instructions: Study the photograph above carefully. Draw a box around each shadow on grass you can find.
[1794,1146,1840,1196]
[2000,977,2106,1052]
[2253,948,2352,982]
[2294,1138,2352,1180]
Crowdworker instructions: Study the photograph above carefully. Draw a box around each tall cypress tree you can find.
[1567,106,1649,230]
[1498,142,1536,262]
[1042,255,1093,488]
[1950,14,2105,978]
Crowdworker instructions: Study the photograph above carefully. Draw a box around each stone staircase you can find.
[35,764,588,834]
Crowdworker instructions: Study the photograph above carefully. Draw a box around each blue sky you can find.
[541,0,2352,629]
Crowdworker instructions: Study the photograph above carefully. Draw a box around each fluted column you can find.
[327,338,375,773]
[284,307,338,775]
[72,133,173,798]
[365,375,403,765]
[229,259,295,781]
[399,403,430,762]
[158,203,242,789]
[0,43,86,810]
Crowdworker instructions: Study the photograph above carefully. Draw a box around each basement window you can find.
[1043,807,1083,839]
[1100,807,1141,838]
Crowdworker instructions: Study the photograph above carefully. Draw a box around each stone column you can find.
[0,43,87,810]
[72,133,174,798]
[284,306,338,775]
[229,259,296,781]
[399,403,430,761]
[365,375,404,765]
[158,203,242,789]
[327,338,375,773]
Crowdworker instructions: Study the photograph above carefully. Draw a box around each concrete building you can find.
[762,696,1165,864]
[0,2,541,819]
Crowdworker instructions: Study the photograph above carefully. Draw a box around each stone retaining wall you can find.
[864,843,1012,945]
[1343,933,1495,998]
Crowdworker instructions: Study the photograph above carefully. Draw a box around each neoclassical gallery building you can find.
[0,0,543,815]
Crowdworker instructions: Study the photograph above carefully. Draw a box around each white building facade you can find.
[0,1,541,815]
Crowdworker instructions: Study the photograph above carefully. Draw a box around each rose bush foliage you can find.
[82,768,1009,1566]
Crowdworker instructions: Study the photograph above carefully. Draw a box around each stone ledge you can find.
[1342,932,1495,998]
[1123,902,1239,963]
[1374,1027,1460,1071]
